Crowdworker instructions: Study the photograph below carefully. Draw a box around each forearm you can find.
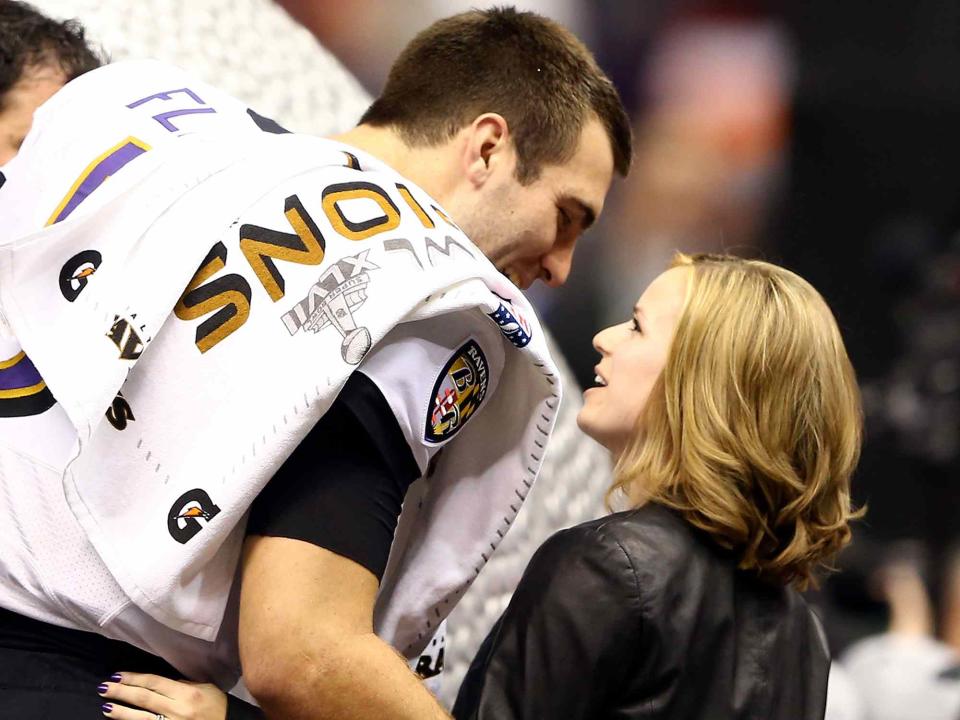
[249,632,450,720]
[240,536,449,720]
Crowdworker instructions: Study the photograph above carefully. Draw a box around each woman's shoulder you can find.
[562,503,706,564]
[515,510,681,602]
[509,511,657,620]
[537,504,735,602]
[530,505,701,575]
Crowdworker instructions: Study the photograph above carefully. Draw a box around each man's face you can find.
[460,117,615,290]
[0,65,66,165]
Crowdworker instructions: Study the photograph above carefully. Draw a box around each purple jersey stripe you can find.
[51,140,148,225]
[0,354,43,391]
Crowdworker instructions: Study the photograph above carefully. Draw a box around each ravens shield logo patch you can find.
[425,339,489,444]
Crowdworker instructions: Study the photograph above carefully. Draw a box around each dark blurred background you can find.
[272,0,960,654]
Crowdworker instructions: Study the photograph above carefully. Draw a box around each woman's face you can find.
[577,266,690,454]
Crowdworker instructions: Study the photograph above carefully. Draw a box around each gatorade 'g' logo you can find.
[59,250,102,302]
[167,489,221,544]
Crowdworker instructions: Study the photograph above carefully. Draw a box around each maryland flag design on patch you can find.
[425,339,489,444]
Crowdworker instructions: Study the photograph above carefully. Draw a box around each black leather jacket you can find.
[453,504,830,720]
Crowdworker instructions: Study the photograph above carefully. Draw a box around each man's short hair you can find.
[360,7,632,184]
[0,0,103,102]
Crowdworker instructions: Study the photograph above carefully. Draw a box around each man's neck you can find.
[330,124,456,205]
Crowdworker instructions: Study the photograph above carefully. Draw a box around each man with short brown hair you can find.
[0,7,630,719]
[361,9,632,185]
[349,7,631,290]
[240,8,631,718]
[237,12,629,719]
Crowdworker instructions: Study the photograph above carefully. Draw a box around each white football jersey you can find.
[0,317,503,683]
[0,60,511,682]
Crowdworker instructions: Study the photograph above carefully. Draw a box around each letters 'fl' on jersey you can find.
[0,60,560,681]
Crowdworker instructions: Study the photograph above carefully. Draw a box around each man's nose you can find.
[541,246,574,288]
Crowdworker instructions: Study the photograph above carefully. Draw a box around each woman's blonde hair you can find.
[611,252,863,589]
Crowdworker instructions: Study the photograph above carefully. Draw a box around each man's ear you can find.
[461,113,512,188]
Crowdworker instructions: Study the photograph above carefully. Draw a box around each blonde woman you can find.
[453,252,862,719]
[98,253,861,719]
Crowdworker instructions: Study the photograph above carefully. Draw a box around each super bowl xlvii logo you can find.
[167,488,221,544]
[280,250,379,365]
[425,339,489,443]
[487,301,532,349]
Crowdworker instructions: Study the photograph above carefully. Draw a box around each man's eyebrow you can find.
[562,196,597,230]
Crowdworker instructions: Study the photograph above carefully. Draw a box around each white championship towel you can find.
[0,60,560,657]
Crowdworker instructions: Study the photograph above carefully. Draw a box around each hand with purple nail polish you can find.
[96,672,229,720]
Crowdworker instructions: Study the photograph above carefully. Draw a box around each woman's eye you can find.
[558,209,571,229]
[632,317,642,333]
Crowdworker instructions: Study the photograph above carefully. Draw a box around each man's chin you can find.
[499,268,523,288]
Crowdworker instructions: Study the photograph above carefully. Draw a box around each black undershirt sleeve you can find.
[246,371,422,581]
[226,693,267,720]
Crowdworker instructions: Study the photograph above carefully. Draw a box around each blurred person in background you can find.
[112,252,862,720]
[0,0,101,164]
[824,664,866,720]
[837,552,960,720]
[0,5,631,719]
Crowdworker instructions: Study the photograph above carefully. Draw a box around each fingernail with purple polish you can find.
[101,703,113,714]
[97,683,108,694]
[110,672,122,682]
